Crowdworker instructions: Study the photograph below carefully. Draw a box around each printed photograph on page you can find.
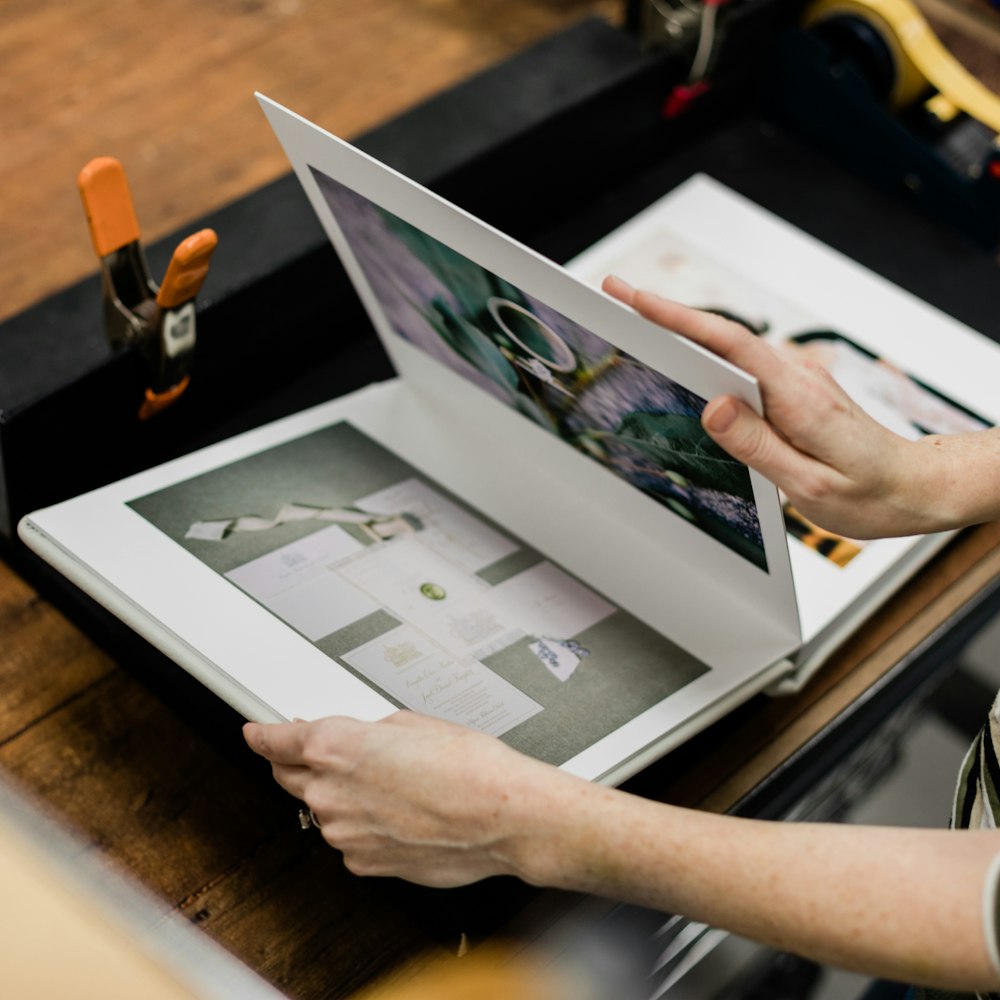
[126,421,709,766]
[310,167,767,572]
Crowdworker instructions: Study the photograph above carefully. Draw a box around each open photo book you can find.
[18,97,1000,785]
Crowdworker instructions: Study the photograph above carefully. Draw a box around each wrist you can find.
[878,436,948,535]
[501,776,677,904]
[904,434,991,533]
[495,768,609,889]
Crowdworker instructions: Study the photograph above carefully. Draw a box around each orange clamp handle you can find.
[77,157,141,257]
[156,229,218,309]
[138,376,191,422]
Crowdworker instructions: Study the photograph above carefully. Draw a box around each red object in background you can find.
[662,80,711,118]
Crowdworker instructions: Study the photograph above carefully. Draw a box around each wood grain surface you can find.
[0,0,616,324]
[2,1,1000,997]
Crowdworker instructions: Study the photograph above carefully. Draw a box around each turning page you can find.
[256,95,801,670]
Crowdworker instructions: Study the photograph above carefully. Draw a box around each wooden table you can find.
[3,2,1000,997]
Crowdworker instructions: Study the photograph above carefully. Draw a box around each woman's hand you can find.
[243,711,577,887]
[602,275,975,539]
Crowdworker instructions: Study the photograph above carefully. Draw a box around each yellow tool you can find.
[78,157,218,420]
[803,0,1000,128]
[770,0,1000,247]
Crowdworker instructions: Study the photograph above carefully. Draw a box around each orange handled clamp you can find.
[78,157,218,420]
[78,156,142,258]
[157,229,217,309]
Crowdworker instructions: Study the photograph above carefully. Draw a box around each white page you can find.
[567,174,1000,640]
[256,95,801,667]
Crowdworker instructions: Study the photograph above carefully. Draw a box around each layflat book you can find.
[18,98,1000,783]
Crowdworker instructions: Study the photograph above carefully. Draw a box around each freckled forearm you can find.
[507,780,1000,993]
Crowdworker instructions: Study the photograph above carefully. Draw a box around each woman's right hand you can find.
[603,275,984,539]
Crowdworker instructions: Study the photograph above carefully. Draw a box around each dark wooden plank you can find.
[0,669,284,899]
[177,830,446,999]
[0,657,444,997]
[0,564,115,739]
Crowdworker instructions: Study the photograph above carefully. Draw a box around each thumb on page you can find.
[702,396,803,491]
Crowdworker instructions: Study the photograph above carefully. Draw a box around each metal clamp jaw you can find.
[78,157,218,419]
